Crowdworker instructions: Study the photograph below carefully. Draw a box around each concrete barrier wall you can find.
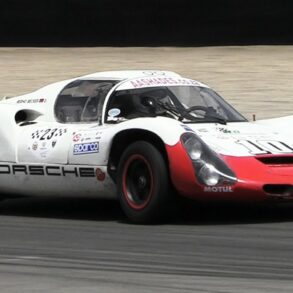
[1,0,293,45]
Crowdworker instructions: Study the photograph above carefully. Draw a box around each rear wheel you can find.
[117,141,172,223]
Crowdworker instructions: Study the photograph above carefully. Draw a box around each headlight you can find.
[183,135,202,160]
[181,132,237,186]
[198,163,220,186]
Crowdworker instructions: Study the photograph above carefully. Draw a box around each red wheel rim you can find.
[122,154,154,210]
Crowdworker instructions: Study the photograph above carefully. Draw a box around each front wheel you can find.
[117,141,172,223]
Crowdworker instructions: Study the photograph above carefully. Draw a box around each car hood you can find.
[185,122,293,157]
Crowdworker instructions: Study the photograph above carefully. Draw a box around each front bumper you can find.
[166,142,293,202]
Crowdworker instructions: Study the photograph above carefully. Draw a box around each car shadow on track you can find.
[1,197,293,225]
[175,200,293,225]
[0,197,124,222]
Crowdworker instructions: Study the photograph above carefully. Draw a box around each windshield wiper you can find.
[156,101,184,119]
[180,106,227,125]
[183,116,227,125]
[156,102,227,125]
[203,113,227,125]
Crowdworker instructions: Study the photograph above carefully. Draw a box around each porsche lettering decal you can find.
[0,164,96,177]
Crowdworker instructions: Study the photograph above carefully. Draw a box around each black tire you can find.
[117,141,172,224]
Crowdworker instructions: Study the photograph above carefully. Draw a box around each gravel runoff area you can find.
[0,46,293,120]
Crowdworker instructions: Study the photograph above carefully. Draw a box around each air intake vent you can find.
[263,184,293,197]
[257,156,293,165]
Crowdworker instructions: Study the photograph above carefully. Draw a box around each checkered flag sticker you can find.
[31,129,43,139]
[31,128,67,140]
[57,128,67,136]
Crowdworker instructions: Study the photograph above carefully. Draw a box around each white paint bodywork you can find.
[188,121,293,157]
[0,71,186,198]
[0,70,293,199]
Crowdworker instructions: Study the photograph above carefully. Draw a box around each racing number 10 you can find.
[237,140,293,155]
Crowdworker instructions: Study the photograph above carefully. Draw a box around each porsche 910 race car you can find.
[1,70,293,223]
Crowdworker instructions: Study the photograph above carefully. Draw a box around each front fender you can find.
[113,116,187,146]
[256,115,293,137]
[105,117,194,187]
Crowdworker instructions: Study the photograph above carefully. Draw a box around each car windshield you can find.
[106,86,247,124]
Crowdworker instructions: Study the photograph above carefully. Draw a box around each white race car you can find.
[1,70,293,223]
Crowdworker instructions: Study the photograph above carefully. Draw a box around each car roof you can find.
[80,70,182,80]
[79,70,210,91]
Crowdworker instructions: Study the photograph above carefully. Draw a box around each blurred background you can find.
[1,0,293,120]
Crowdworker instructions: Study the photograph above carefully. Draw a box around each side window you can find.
[55,80,116,123]
[106,88,171,122]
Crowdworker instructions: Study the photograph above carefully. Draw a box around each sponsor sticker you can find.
[73,133,81,142]
[32,142,38,151]
[96,168,106,181]
[73,130,102,142]
[117,77,204,90]
[130,77,200,88]
[204,186,233,193]
[108,108,121,117]
[217,127,240,134]
[31,128,67,140]
[73,141,99,155]
[17,98,47,104]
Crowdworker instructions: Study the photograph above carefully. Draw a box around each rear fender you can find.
[0,104,43,162]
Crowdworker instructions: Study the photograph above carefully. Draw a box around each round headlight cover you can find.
[198,163,220,186]
[181,132,237,186]
[183,135,202,160]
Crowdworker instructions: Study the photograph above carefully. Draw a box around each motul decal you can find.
[204,186,233,192]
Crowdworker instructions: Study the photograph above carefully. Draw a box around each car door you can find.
[54,79,117,166]
[18,79,117,165]
[17,123,71,164]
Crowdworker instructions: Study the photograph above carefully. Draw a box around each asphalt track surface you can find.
[1,199,293,292]
[1,47,293,292]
